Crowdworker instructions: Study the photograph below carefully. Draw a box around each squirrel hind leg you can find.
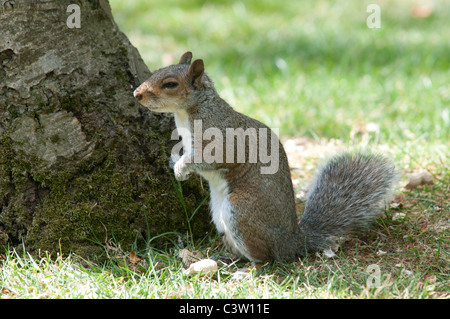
[221,231,269,264]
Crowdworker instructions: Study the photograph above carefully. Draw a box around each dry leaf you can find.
[178,249,203,266]
[427,275,437,284]
[392,212,406,221]
[376,249,387,256]
[405,171,434,189]
[129,251,143,265]
[322,248,336,258]
[390,202,403,209]
[411,4,434,18]
[403,269,413,277]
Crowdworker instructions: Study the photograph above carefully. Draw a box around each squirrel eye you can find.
[162,82,179,89]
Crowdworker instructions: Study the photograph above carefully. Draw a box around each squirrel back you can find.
[134,52,398,265]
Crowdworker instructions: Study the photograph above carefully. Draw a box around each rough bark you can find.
[0,0,210,260]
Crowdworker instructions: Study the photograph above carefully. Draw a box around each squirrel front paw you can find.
[169,153,181,169]
[173,158,191,181]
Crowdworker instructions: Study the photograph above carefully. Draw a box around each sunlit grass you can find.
[1,0,448,299]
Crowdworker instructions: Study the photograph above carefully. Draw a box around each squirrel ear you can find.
[179,51,193,65]
[187,59,204,88]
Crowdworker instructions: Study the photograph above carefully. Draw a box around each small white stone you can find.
[184,259,218,276]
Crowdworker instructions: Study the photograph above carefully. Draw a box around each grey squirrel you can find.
[133,52,397,265]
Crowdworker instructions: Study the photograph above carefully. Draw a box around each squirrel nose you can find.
[133,89,143,101]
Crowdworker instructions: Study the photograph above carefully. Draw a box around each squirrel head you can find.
[134,51,212,113]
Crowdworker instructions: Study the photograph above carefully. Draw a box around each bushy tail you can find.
[298,152,398,253]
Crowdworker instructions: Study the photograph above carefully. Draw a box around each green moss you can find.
[58,92,89,115]
[114,69,127,82]
[49,134,60,144]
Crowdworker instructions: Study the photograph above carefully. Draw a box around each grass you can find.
[1,0,448,299]
[1,204,448,299]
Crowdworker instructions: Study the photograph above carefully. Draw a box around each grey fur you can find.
[298,152,398,253]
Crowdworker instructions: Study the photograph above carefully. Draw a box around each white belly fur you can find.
[198,170,249,260]
[198,170,230,234]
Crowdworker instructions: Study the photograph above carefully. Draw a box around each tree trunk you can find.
[0,0,210,260]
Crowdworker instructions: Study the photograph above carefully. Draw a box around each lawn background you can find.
[110,0,449,143]
[0,0,448,299]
